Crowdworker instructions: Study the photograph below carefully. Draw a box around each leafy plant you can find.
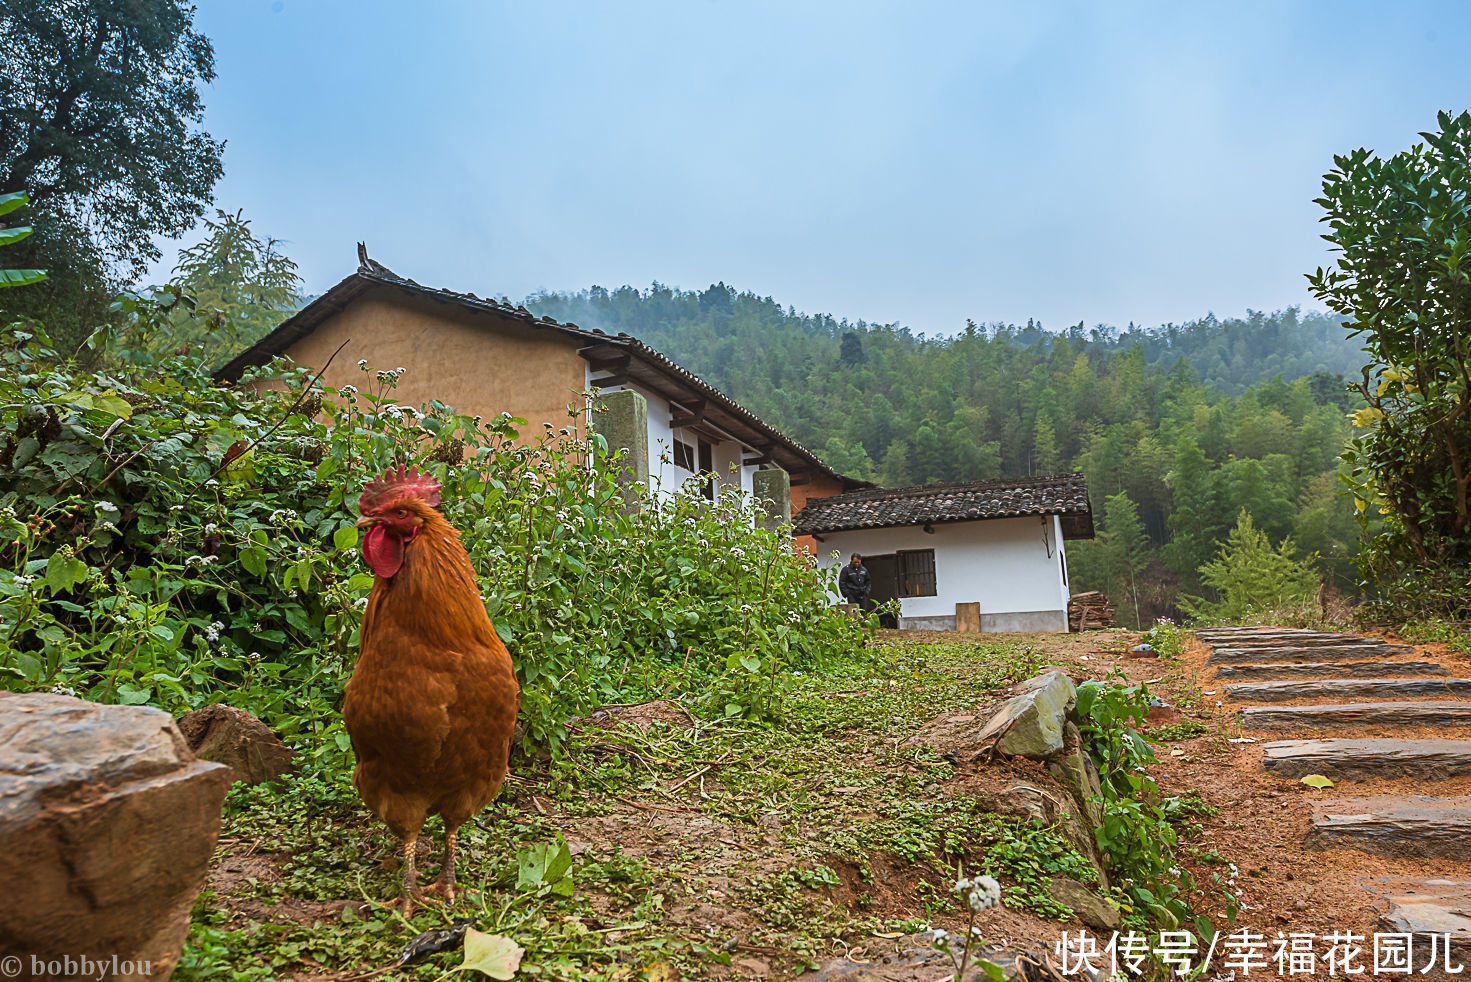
[1179,511,1319,623]
[1308,110,1471,614]
[0,302,871,762]
[1073,675,1195,928]
[0,192,46,289]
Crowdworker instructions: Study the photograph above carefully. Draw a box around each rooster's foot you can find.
[424,879,456,903]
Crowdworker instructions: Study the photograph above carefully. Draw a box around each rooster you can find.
[344,465,520,912]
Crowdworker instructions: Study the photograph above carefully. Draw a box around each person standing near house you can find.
[838,553,871,609]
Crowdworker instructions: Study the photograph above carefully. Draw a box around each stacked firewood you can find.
[1068,591,1114,632]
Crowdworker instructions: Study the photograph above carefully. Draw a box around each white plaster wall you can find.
[818,516,1072,619]
[586,371,761,504]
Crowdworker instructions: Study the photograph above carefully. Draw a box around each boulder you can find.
[177,703,293,786]
[978,671,1077,760]
[1047,876,1122,932]
[0,692,231,981]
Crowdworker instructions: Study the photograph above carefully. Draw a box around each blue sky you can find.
[173,1,1471,334]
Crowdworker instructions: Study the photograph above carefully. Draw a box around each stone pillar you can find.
[592,389,648,510]
[751,467,791,530]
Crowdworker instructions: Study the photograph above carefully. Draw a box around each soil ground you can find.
[184,629,1469,981]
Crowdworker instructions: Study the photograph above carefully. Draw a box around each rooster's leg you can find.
[426,827,458,901]
[396,832,424,915]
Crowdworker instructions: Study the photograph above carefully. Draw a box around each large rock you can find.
[1047,876,1121,932]
[177,703,293,786]
[0,692,230,980]
[978,671,1077,760]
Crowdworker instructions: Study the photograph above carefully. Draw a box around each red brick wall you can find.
[791,473,845,557]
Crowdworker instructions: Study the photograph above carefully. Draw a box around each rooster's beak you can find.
[355,516,377,529]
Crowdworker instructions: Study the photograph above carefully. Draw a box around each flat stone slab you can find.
[1370,880,1471,954]
[1214,660,1448,680]
[1198,629,1367,643]
[1309,796,1471,859]
[1262,738,1471,781]
[1208,644,1415,662]
[1226,678,1471,702]
[1239,701,1471,731]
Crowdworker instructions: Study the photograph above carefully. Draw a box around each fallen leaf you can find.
[1300,774,1335,789]
[453,928,524,979]
[873,931,906,939]
[1227,737,1259,744]
[644,961,680,981]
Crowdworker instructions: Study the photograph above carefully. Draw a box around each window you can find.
[673,436,716,500]
[898,549,936,597]
[673,438,696,471]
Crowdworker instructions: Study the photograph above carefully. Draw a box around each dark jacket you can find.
[838,562,871,602]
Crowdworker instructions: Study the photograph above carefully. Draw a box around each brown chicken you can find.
[343,465,520,912]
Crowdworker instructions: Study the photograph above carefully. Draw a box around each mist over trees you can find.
[528,285,1366,623]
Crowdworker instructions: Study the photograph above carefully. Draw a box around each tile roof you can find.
[792,473,1094,538]
[214,252,861,486]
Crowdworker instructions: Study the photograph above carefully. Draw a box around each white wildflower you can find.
[958,874,1001,912]
[357,359,368,368]
[49,685,78,697]
[203,523,217,534]
[13,575,33,589]
[96,500,119,513]
[339,384,358,396]
[395,366,405,374]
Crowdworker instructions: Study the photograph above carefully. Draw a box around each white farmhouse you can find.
[794,474,1094,633]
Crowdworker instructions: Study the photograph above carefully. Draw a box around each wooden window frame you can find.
[897,549,937,598]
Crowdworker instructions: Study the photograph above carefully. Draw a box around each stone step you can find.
[1308,796,1471,860]
[1197,629,1366,642]
[1208,643,1415,662]
[1226,678,1471,703]
[1262,738,1471,781]
[1214,660,1449,681]
[1370,880,1471,955]
[1238,700,1471,731]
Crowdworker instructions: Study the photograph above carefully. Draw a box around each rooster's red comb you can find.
[359,464,442,513]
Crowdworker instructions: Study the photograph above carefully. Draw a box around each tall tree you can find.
[1099,491,1150,629]
[164,209,303,363]
[0,0,223,343]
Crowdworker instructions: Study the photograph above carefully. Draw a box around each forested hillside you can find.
[527,284,1368,622]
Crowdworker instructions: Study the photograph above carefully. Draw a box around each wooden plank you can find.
[1213,660,1448,681]
[1309,796,1471,860]
[1262,738,1471,781]
[1238,701,1471,731]
[1226,678,1471,703]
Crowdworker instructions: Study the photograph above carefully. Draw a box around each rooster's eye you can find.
[397,509,409,518]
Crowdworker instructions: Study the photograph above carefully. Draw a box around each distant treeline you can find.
[527,283,1367,623]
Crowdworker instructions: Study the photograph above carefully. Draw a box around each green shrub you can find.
[0,306,870,763]
[1179,511,1319,624]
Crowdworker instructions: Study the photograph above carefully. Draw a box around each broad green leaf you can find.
[91,395,134,419]
[452,928,524,980]
[115,682,153,705]
[979,962,1005,982]
[0,190,28,217]
[516,835,574,893]
[240,546,267,579]
[0,226,33,247]
[333,525,359,550]
[1300,774,1335,789]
